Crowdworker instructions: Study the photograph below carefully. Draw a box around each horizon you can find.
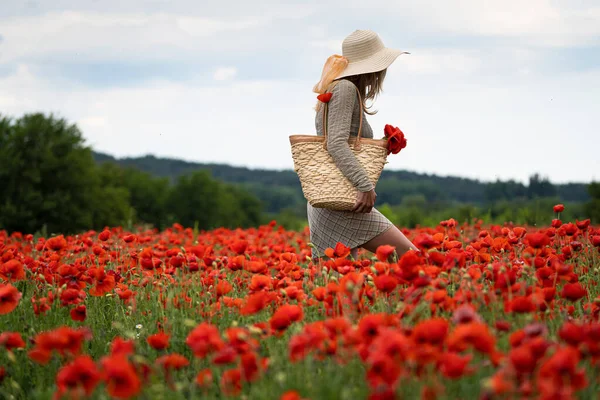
[1,0,599,184]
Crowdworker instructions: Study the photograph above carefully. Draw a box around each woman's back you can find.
[314,79,373,140]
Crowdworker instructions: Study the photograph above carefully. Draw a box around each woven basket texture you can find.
[290,138,388,211]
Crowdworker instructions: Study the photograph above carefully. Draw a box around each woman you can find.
[308,29,418,260]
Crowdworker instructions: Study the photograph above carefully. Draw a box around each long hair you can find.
[315,69,387,115]
[343,69,387,115]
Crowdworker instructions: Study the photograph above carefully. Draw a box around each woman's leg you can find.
[361,225,418,257]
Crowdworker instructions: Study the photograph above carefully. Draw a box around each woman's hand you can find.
[352,189,376,213]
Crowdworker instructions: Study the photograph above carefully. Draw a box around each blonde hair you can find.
[315,69,387,115]
[344,69,387,115]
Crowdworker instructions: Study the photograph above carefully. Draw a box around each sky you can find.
[0,0,599,184]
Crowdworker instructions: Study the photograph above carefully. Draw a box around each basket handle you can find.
[322,81,364,151]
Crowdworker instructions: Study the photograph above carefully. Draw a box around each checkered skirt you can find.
[306,202,393,258]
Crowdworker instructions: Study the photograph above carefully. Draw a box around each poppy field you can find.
[1,207,600,400]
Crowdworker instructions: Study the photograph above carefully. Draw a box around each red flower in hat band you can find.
[317,93,333,103]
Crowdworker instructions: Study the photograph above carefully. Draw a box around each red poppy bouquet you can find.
[383,124,407,155]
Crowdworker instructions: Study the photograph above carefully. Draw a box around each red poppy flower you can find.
[561,283,587,301]
[413,318,449,345]
[0,332,25,351]
[155,353,189,371]
[374,274,398,293]
[270,304,304,333]
[563,223,578,236]
[98,230,111,241]
[494,320,511,332]
[220,368,242,396]
[123,234,136,243]
[70,305,87,322]
[185,323,224,358]
[0,284,22,315]
[240,351,263,382]
[375,245,396,262]
[447,323,496,355]
[101,355,141,399]
[110,337,135,357]
[29,327,92,364]
[317,92,333,103]
[509,296,536,313]
[248,274,271,292]
[147,332,170,350]
[55,355,101,399]
[524,233,551,249]
[88,267,116,297]
[366,354,402,388]
[325,242,351,259]
[358,314,389,343]
[413,234,439,250]
[509,345,536,374]
[553,204,565,213]
[196,368,213,388]
[576,219,590,230]
[438,352,473,379]
[592,235,600,247]
[46,235,67,251]
[383,124,407,155]
[212,346,238,365]
[240,291,273,316]
[558,322,585,346]
[280,391,303,400]
[216,280,233,298]
[0,259,25,282]
[229,240,248,255]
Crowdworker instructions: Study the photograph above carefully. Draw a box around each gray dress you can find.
[307,79,393,258]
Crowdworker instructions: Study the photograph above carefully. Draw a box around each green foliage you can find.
[585,182,600,223]
[0,113,118,234]
[0,114,265,234]
[218,184,263,228]
[97,163,171,229]
[166,171,262,230]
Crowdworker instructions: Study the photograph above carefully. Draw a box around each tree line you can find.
[0,113,262,235]
[94,152,591,215]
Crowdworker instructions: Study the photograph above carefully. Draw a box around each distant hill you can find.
[92,151,591,214]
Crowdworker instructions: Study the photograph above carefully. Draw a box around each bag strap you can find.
[322,80,364,151]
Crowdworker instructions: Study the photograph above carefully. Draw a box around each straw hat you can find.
[335,30,408,79]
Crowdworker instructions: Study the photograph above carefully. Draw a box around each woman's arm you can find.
[325,80,374,193]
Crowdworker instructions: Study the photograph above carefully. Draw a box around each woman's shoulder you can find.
[328,79,358,103]
[330,79,358,94]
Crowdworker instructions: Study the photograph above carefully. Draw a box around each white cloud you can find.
[0,6,317,64]
[213,67,237,81]
[394,50,481,75]
[375,0,600,47]
[306,0,600,48]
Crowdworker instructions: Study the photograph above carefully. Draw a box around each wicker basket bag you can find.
[289,84,389,211]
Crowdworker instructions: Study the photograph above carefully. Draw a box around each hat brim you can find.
[335,48,409,79]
